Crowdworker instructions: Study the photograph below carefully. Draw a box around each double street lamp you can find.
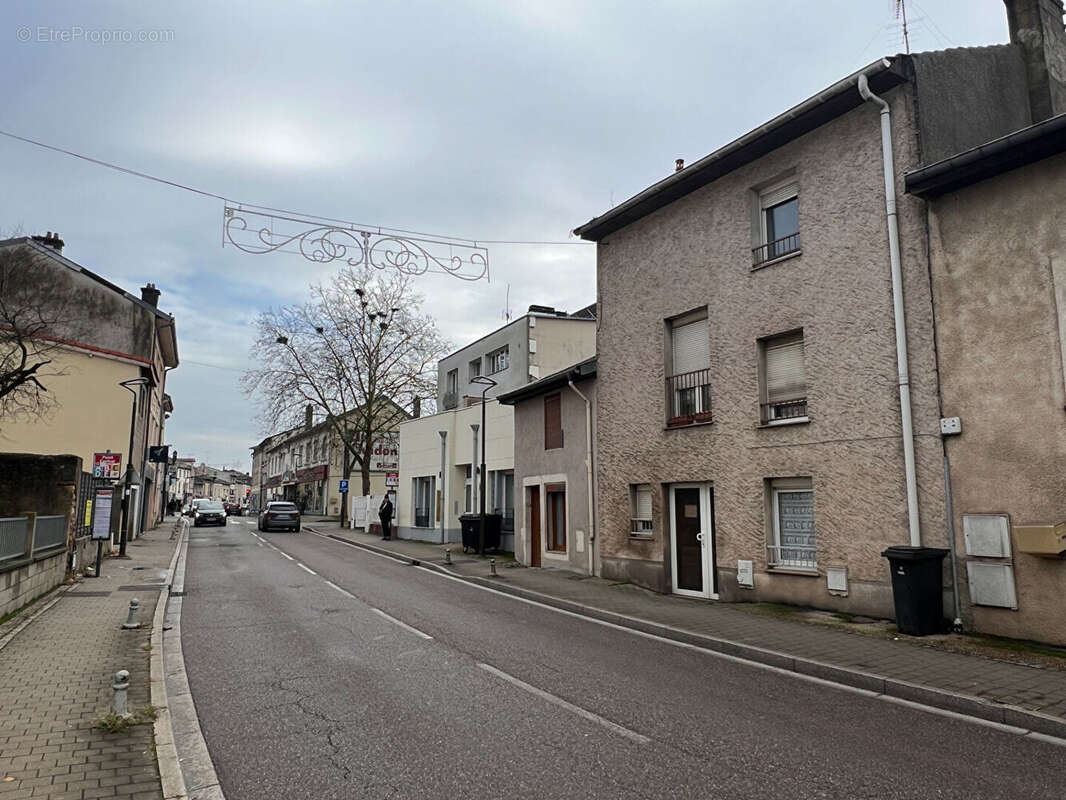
[118,377,150,557]
[469,374,497,555]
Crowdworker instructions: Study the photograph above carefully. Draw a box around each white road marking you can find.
[306,532,1066,749]
[478,663,650,744]
[306,530,409,564]
[297,563,316,575]
[371,608,433,640]
[324,580,355,600]
[278,551,294,561]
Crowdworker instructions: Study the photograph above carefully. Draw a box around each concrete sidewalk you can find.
[305,519,1066,738]
[0,527,179,800]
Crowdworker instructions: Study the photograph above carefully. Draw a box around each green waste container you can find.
[881,546,948,636]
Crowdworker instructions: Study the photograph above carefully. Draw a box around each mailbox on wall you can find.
[1014,523,1066,558]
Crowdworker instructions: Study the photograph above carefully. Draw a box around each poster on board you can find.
[91,488,113,541]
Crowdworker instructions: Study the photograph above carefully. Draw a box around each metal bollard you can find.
[444,549,452,565]
[122,599,141,629]
[111,670,131,718]
[489,558,497,577]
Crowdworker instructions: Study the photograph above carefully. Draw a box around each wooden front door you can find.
[528,487,541,567]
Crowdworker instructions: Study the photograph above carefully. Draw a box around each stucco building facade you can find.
[575,0,1066,635]
[0,234,179,541]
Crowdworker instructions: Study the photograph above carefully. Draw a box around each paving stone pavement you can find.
[0,528,178,800]
[306,521,1066,721]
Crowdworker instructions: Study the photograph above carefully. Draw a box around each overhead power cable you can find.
[0,127,592,246]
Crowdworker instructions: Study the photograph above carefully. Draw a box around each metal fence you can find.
[32,515,68,555]
[0,517,29,563]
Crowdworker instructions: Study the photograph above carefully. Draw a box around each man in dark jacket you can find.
[379,493,394,540]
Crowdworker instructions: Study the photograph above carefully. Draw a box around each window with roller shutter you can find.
[630,484,654,535]
[760,331,808,423]
[666,312,712,427]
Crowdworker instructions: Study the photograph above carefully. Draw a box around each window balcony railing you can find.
[666,369,712,427]
[752,232,801,267]
[767,544,818,570]
[761,398,808,424]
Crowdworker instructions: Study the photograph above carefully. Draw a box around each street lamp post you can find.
[469,375,497,555]
[438,431,447,545]
[118,377,149,557]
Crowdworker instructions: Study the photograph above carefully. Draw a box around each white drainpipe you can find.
[857,73,921,547]
[568,378,596,576]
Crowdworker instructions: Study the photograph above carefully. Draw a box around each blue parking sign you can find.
[339,479,349,493]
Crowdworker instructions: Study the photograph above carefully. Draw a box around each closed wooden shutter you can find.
[671,318,709,376]
[765,334,806,404]
[544,393,563,449]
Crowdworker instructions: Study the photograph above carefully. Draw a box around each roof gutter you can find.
[574,57,901,241]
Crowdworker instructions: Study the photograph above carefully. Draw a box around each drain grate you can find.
[70,591,112,597]
[117,585,165,591]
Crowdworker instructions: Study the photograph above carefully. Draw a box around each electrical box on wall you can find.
[966,562,1018,609]
[826,567,848,596]
[736,560,754,588]
[963,514,1012,558]
[940,416,962,435]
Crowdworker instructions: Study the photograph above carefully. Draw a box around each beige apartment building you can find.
[575,0,1066,642]
[0,234,179,540]
[397,305,595,544]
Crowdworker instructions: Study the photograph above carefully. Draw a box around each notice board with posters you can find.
[93,452,122,480]
[91,488,114,541]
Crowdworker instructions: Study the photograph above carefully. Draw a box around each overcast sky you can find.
[1,1,1009,469]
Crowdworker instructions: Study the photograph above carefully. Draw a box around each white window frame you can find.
[760,331,808,425]
[487,346,510,374]
[768,478,817,571]
[630,483,654,536]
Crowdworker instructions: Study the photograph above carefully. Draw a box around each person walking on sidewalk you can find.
[379,493,394,540]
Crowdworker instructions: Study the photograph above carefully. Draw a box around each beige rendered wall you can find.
[397,401,514,541]
[594,84,947,616]
[528,317,596,378]
[0,348,141,471]
[928,152,1066,645]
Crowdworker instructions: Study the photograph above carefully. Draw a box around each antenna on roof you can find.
[503,284,513,322]
[895,0,911,54]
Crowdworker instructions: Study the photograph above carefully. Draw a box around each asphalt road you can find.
[180,518,1066,799]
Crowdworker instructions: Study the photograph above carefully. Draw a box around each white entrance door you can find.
[669,483,717,599]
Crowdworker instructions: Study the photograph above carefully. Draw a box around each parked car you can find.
[258,501,301,532]
[192,500,227,527]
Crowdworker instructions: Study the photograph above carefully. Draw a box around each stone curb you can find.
[164,525,227,800]
[315,529,1066,741]
[151,527,188,800]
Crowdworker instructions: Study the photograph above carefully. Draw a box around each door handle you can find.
[696,532,704,544]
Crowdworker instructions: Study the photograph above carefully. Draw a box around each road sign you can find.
[385,472,399,487]
[339,479,349,493]
[148,445,170,463]
[93,452,122,480]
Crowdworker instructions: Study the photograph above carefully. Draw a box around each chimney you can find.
[304,404,313,430]
[1005,0,1066,121]
[412,397,421,418]
[140,283,161,307]
[675,158,684,172]
[31,231,64,252]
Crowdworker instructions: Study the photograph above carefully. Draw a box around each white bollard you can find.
[444,549,452,565]
[111,670,131,718]
[489,558,497,577]
[122,599,140,629]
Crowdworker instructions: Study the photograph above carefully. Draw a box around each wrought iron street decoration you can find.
[223,207,490,282]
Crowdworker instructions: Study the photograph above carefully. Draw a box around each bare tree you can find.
[243,265,450,524]
[0,245,79,430]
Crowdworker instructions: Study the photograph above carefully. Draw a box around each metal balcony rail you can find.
[752,232,801,266]
[666,369,712,426]
[761,398,808,423]
[0,517,29,563]
[767,544,818,570]
[631,518,654,534]
[32,516,68,555]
